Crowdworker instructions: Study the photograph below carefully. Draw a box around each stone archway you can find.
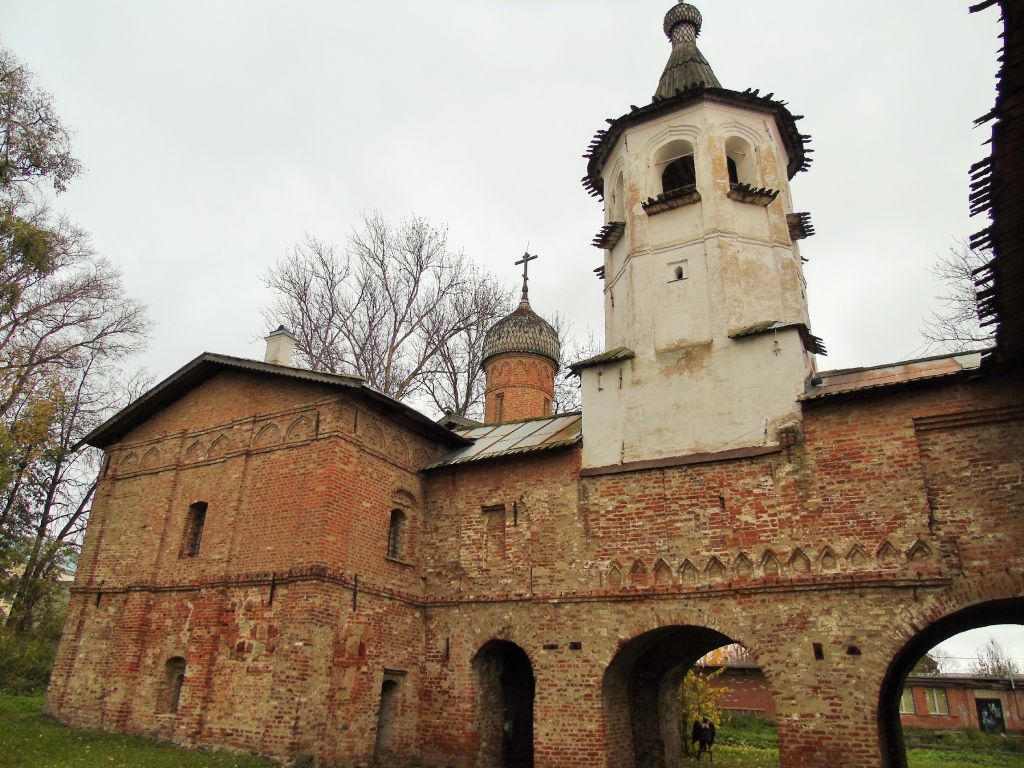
[602,625,747,768]
[473,640,535,768]
[879,597,1024,768]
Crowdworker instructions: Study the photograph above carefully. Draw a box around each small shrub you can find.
[0,629,57,694]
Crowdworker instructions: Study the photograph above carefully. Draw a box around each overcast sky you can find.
[3,1,1019,665]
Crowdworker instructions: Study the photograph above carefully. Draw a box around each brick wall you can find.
[47,368,1024,768]
[483,352,557,423]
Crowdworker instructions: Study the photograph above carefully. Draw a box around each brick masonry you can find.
[45,367,1024,767]
[483,352,557,424]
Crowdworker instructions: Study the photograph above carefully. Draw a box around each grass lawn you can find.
[4,694,1024,768]
[0,693,276,768]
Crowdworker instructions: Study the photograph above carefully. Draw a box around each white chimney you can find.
[264,325,296,366]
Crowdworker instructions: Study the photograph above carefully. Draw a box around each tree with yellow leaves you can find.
[680,666,727,756]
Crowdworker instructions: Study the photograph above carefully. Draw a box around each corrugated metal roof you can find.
[424,413,582,469]
[800,352,984,401]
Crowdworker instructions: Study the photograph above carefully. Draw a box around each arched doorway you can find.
[473,640,535,768]
[879,598,1024,768]
[602,625,757,768]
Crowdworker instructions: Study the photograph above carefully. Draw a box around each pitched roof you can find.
[568,347,635,375]
[80,353,470,450]
[728,321,827,356]
[800,352,984,402]
[425,413,582,469]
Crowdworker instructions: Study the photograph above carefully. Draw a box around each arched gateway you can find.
[473,640,536,768]
[879,598,1024,768]
[603,625,744,768]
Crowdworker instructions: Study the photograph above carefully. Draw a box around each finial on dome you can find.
[663,1,703,43]
[514,251,539,305]
[654,0,721,99]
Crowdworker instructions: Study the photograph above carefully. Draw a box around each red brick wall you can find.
[47,368,1024,768]
[483,352,556,423]
[717,668,778,719]
[900,683,1024,733]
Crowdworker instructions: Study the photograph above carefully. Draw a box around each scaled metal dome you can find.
[482,299,560,367]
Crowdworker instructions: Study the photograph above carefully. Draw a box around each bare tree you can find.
[263,212,509,413]
[921,242,994,353]
[550,312,600,414]
[970,639,1020,677]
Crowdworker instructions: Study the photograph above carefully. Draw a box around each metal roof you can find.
[424,413,582,469]
[568,347,635,375]
[80,353,470,450]
[800,352,984,402]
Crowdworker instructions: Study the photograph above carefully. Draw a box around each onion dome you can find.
[482,253,560,367]
[655,2,721,99]
[482,300,560,367]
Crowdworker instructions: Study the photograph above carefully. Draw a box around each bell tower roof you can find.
[580,1,813,199]
[655,2,721,99]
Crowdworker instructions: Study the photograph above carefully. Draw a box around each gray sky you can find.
[2,2,1016,661]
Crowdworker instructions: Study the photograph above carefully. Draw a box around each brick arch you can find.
[599,619,772,768]
[471,638,536,768]
[878,572,1024,768]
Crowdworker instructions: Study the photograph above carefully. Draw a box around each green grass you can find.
[907,748,1024,767]
[4,694,1024,768]
[0,693,276,768]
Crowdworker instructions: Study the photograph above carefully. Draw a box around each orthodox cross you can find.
[515,251,538,302]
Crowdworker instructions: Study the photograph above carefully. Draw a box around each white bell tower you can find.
[575,1,822,470]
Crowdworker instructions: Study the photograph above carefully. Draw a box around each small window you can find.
[386,509,406,560]
[899,689,916,715]
[670,261,688,282]
[543,398,551,416]
[925,688,949,716]
[495,392,505,422]
[162,657,186,714]
[182,502,207,557]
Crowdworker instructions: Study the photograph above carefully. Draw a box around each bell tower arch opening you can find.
[473,640,535,768]
[655,139,697,195]
[879,599,1024,768]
